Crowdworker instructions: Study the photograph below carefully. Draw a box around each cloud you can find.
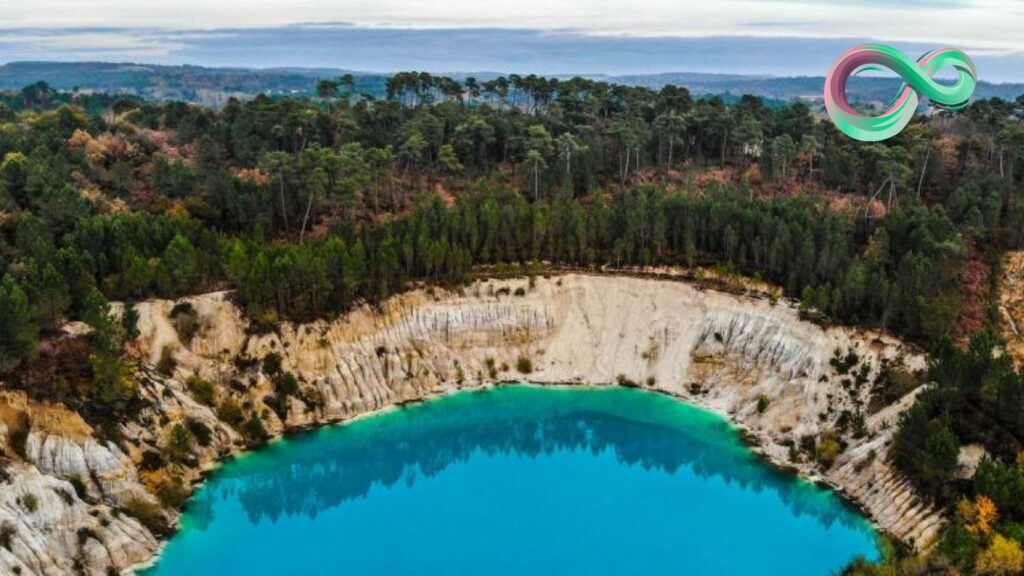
[0,0,1018,47]
[1,20,1023,82]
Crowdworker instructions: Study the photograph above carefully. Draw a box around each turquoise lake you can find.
[140,385,880,575]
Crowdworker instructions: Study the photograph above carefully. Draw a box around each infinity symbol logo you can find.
[824,44,977,141]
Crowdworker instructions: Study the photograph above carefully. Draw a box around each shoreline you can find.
[126,378,884,574]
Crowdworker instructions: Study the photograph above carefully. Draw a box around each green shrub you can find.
[854,449,878,473]
[68,476,89,500]
[850,412,868,439]
[165,423,193,462]
[815,430,843,468]
[186,376,216,406]
[248,308,279,334]
[892,391,960,500]
[261,352,283,376]
[121,497,170,537]
[232,353,258,371]
[139,450,166,472]
[53,487,74,505]
[155,475,189,508]
[185,418,212,447]
[974,458,1024,520]
[156,347,177,376]
[95,421,125,447]
[275,372,299,396]
[9,425,28,459]
[800,434,817,453]
[216,398,245,427]
[298,386,324,412]
[18,494,37,513]
[869,364,923,413]
[121,303,141,341]
[1002,522,1024,546]
[242,414,268,446]
[169,303,201,344]
[0,522,15,550]
[830,349,859,375]
[615,374,638,387]
[76,527,99,545]
[169,302,194,318]
[757,395,770,414]
[264,393,289,420]
[938,522,980,572]
[516,355,533,374]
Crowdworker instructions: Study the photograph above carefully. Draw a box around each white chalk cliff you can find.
[0,274,942,575]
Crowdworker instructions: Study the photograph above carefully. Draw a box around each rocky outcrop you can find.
[24,434,144,504]
[0,392,158,575]
[0,274,942,574]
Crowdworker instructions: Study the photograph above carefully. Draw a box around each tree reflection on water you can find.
[185,386,870,536]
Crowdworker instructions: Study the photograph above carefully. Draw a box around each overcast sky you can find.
[1,1,1022,80]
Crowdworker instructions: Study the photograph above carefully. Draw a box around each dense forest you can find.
[861,333,1024,575]
[1,72,1024,573]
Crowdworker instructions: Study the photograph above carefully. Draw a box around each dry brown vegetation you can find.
[1000,251,1024,365]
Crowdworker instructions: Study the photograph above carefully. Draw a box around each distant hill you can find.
[0,61,1021,106]
[0,62,389,107]
[608,72,1024,103]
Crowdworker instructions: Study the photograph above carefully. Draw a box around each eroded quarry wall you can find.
[0,275,941,575]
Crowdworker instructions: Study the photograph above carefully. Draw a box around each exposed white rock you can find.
[956,444,990,480]
[24,432,144,503]
[0,462,156,576]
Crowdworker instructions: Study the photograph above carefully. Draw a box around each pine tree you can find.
[0,275,37,373]
[159,234,199,297]
[81,288,135,411]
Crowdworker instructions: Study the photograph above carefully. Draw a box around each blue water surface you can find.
[140,385,879,575]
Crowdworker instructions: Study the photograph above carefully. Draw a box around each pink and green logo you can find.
[824,44,976,141]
